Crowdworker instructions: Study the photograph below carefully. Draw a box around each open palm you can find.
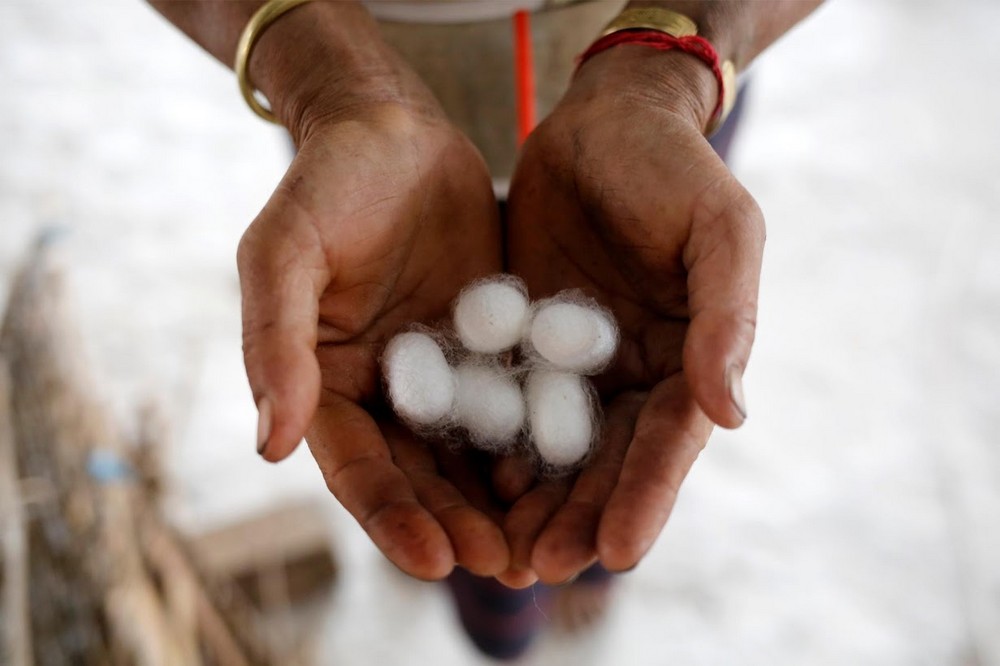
[240,104,509,580]
[501,74,765,585]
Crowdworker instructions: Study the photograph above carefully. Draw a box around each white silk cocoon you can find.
[382,330,456,427]
[524,369,596,468]
[453,361,525,450]
[526,295,619,374]
[453,275,530,354]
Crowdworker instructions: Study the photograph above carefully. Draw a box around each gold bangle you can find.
[235,0,316,124]
[600,7,698,39]
[599,6,736,136]
[708,59,737,136]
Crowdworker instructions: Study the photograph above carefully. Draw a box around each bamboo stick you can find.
[141,520,256,666]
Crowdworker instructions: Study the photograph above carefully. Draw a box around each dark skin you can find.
[494,0,826,581]
[150,0,822,585]
[237,102,512,579]
[154,1,516,579]
[499,46,764,585]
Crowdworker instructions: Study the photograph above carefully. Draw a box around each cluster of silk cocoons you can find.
[381,275,619,471]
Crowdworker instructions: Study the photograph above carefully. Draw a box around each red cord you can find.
[576,30,726,127]
[513,10,535,146]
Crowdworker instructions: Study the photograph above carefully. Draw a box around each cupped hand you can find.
[238,102,509,580]
[500,47,765,585]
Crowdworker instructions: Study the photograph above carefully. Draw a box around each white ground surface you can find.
[2,1,999,664]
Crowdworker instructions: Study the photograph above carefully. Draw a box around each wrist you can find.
[624,1,825,69]
[624,2,750,69]
[248,1,441,142]
[573,3,743,135]
[569,45,718,131]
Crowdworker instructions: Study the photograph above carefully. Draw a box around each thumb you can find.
[682,179,765,429]
[237,203,329,462]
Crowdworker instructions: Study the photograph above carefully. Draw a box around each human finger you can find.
[237,192,328,462]
[682,178,765,429]
[596,375,712,572]
[529,392,644,584]
[387,426,510,577]
[307,394,455,580]
[491,454,537,505]
[497,474,573,589]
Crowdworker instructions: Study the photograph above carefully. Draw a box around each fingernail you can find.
[557,572,581,587]
[256,397,272,456]
[726,364,747,421]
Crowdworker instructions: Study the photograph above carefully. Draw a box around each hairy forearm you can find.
[146,1,434,137]
[627,0,825,69]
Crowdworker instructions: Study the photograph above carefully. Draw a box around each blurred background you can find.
[2,0,999,664]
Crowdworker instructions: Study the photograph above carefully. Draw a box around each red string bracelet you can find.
[576,29,730,134]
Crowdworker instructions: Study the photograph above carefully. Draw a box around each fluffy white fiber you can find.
[527,296,618,374]
[452,361,525,451]
[382,330,456,427]
[381,275,618,471]
[453,275,530,354]
[525,370,596,467]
